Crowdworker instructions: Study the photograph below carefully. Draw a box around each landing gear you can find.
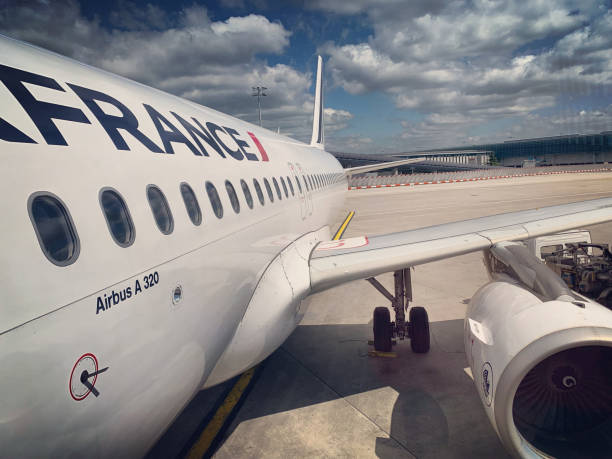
[368,268,430,353]
[408,306,430,353]
[373,307,392,352]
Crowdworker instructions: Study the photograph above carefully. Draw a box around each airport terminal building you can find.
[335,132,612,171]
[433,131,612,167]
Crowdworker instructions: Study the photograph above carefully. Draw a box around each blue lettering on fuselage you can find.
[0,63,266,161]
[0,64,91,146]
[143,104,200,155]
[68,83,164,153]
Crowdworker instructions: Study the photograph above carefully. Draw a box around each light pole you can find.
[252,86,267,127]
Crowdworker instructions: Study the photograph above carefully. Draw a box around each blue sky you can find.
[1,0,611,153]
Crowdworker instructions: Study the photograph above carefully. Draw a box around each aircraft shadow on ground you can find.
[217,319,509,458]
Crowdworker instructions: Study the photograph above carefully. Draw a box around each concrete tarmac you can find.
[149,172,612,458]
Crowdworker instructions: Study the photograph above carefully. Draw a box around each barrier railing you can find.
[348,165,612,190]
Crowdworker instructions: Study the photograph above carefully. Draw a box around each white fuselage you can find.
[0,37,346,456]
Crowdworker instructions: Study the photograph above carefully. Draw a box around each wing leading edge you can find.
[343,158,423,177]
[310,197,612,293]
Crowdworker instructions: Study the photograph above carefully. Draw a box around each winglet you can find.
[310,55,324,149]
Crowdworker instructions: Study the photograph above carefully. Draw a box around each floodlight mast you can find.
[251,86,267,127]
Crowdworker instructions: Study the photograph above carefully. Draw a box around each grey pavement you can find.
[151,172,612,458]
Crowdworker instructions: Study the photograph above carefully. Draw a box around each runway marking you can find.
[333,211,355,240]
[184,212,355,457]
[368,350,397,358]
[186,367,257,459]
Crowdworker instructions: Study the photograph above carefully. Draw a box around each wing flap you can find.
[309,197,612,293]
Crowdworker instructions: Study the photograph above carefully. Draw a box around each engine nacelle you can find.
[466,279,612,458]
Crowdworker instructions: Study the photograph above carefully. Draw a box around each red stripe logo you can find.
[247,132,269,162]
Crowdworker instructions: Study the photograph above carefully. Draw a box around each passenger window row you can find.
[29,171,344,266]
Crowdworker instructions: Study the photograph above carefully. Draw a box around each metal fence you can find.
[348,164,612,189]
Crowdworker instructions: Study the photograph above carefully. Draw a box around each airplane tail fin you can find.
[310,55,324,149]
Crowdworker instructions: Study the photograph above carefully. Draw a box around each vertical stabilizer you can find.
[310,55,324,149]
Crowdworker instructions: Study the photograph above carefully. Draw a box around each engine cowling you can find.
[465,280,612,458]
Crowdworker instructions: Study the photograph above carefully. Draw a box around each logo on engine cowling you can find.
[482,362,493,406]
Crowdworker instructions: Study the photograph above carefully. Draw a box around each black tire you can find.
[409,306,430,353]
[373,307,392,352]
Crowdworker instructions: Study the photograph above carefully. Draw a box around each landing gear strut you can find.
[367,268,430,353]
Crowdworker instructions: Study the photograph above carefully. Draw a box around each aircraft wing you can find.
[310,197,612,293]
[343,158,423,177]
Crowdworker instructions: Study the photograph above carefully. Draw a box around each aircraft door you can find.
[295,162,313,217]
[288,162,307,219]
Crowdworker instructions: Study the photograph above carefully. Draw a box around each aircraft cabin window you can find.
[285,176,294,196]
[180,183,202,226]
[286,176,294,196]
[303,175,309,192]
[225,180,241,214]
[272,177,282,200]
[295,176,303,194]
[100,188,136,247]
[147,185,174,235]
[308,175,314,190]
[253,178,265,205]
[280,177,288,198]
[206,181,224,219]
[28,193,80,266]
[264,178,274,202]
[240,179,254,209]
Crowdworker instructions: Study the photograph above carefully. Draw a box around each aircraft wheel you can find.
[373,307,392,352]
[409,306,430,353]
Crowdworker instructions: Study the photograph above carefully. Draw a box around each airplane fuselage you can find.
[0,36,346,456]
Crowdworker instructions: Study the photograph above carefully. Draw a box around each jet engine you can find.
[465,242,612,458]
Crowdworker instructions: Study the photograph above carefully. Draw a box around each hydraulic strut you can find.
[366,268,412,339]
[367,268,430,353]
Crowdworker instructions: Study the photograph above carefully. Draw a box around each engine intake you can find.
[513,346,612,458]
[466,242,612,458]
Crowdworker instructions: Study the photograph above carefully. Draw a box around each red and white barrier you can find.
[348,168,612,190]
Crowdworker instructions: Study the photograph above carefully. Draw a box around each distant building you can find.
[430,132,612,167]
[333,131,612,172]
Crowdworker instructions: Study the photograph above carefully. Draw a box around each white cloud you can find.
[324,107,353,132]
[317,0,612,149]
[326,133,374,153]
[0,0,348,142]
[2,0,611,152]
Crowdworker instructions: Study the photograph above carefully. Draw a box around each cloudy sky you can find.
[1,0,611,153]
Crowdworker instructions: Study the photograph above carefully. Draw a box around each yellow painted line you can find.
[368,350,397,358]
[333,211,355,240]
[186,212,353,457]
[186,367,256,459]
